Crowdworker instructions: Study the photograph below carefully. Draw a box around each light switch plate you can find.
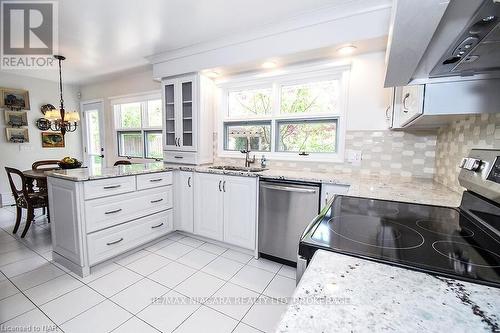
[346,149,362,166]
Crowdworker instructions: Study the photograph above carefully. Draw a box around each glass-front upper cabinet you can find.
[162,75,198,151]
[164,83,176,148]
[181,80,194,149]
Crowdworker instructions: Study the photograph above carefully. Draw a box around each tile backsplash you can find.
[214,130,438,178]
[434,113,500,193]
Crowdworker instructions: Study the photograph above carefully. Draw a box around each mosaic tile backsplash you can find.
[214,130,438,178]
[434,113,500,193]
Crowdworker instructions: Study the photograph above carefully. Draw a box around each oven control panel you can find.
[458,149,500,204]
[487,157,500,184]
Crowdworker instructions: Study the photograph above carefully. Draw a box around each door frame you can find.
[80,99,105,167]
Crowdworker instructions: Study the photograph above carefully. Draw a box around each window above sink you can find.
[217,62,349,162]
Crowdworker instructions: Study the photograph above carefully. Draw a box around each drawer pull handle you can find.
[106,238,123,245]
[149,178,163,182]
[174,156,184,159]
[151,223,164,229]
[103,185,121,189]
[105,208,122,215]
[150,198,164,203]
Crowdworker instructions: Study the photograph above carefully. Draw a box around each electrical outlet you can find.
[346,149,362,166]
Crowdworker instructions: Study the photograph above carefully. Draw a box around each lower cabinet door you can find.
[223,176,257,250]
[193,173,223,241]
[178,171,194,232]
[87,210,173,265]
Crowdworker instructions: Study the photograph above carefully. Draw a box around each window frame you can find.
[111,92,163,161]
[217,62,350,162]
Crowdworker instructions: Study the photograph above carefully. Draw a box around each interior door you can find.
[194,173,223,241]
[81,101,105,169]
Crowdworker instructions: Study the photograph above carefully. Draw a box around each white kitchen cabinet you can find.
[48,171,174,277]
[194,172,258,250]
[193,172,224,241]
[175,171,194,233]
[162,74,214,165]
[397,85,425,126]
[223,176,257,250]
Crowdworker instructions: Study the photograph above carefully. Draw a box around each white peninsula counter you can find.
[46,163,174,276]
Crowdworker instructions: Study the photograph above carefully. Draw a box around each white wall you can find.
[0,72,82,206]
[79,67,161,167]
[346,51,392,131]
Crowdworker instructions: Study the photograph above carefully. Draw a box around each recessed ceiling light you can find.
[204,71,220,78]
[261,61,277,69]
[337,45,357,56]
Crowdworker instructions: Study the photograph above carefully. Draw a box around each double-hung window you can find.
[219,65,348,161]
[113,94,163,159]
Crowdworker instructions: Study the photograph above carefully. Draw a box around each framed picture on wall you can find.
[4,110,28,126]
[6,127,29,143]
[42,131,65,148]
[0,88,30,110]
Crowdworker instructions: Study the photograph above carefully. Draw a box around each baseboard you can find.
[0,192,14,207]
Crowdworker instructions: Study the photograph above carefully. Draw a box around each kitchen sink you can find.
[209,165,268,172]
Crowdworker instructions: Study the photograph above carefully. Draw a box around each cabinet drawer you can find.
[87,210,173,265]
[84,176,136,200]
[137,172,173,190]
[163,151,197,164]
[85,186,173,233]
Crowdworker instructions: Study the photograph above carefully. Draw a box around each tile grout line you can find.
[1,223,290,333]
[0,271,65,332]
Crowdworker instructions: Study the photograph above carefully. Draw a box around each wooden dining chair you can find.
[5,167,49,237]
[32,160,59,215]
[114,160,132,166]
[32,160,61,170]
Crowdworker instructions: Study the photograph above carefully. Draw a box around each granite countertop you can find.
[277,250,500,333]
[47,162,463,207]
[46,162,173,181]
[166,163,463,207]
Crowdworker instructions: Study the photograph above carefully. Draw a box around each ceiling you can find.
[1,0,387,84]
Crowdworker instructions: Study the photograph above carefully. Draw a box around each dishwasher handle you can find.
[261,184,318,194]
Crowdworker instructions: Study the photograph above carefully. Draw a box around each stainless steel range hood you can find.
[384,0,500,87]
[429,0,500,78]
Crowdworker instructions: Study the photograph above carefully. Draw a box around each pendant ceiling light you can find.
[45,55,80,136]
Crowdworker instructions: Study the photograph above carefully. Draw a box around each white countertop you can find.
[46,162,173,181]
[47,162,463,207]
[171,164,463,207]
[277,250,500,333]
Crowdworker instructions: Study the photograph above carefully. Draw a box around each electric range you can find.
[297,149,500,288]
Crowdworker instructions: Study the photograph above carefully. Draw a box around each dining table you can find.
[23,168,58,193]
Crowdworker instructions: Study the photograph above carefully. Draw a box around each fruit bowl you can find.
[58,158,82,169]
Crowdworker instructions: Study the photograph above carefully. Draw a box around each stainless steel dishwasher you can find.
[258,180,320,264]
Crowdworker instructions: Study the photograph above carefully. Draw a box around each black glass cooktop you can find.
[299,194,500,288]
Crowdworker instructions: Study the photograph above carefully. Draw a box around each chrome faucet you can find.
[241,138,255,167]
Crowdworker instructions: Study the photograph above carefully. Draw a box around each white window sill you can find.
[217,151,345,163]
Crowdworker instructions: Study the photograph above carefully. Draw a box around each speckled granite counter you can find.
[47,162,462,207]
[46,162,173,181]
[277,250,500,333]
[166,163,463,207]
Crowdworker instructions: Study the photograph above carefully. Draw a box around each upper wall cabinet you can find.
[162,74,214,165]
[389,78,500,129]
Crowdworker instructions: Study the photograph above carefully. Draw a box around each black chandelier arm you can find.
[58,58,64,110]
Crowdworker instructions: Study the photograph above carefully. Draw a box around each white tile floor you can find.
[0,207,296,333]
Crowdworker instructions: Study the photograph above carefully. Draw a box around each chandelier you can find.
[45,55,80,136]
